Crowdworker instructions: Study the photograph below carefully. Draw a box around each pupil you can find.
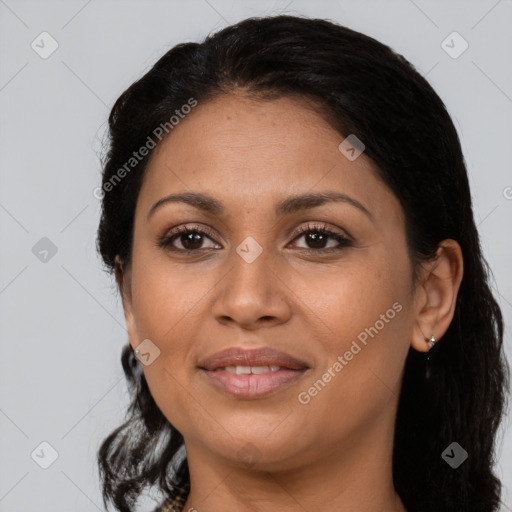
[307,232,326,249]
[182,233,202,250]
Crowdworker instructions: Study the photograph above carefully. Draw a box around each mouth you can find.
[198,346,309,400]
[215,365,282,374]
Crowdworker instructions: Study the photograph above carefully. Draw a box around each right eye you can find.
[157,224,221,253]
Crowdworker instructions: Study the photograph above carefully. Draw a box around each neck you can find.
[180,409,407,512]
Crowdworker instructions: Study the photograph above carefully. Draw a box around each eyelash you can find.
[157,222,353,255]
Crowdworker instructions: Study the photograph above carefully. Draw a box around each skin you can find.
[115,91,463,512]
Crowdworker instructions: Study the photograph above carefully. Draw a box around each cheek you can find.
[290,252,404,345]
[294,313,410,456]
[126,257,210,424]
[130,249,213,339]
[294,252,411,416]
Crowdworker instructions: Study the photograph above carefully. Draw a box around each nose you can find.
[211,242,292,330]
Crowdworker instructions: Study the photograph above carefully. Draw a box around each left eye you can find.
[291,227,352,251]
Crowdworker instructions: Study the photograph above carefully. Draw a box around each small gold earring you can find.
[426,335,436,351]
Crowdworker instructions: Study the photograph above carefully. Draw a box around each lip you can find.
[198,346,309,400]
[199,346,309,371]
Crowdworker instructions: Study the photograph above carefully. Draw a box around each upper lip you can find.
[199,346,309,371]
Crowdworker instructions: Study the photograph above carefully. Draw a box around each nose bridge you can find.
[228,233,273,300]
[225,207,274,279]
[211,231,290,327]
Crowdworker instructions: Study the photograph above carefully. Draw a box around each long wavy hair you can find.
[96,14,510,512]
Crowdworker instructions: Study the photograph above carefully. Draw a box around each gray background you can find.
[1,0,511,510]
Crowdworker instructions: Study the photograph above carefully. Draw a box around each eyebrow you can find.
[147,191,373,221]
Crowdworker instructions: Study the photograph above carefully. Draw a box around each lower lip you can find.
[200,368,307,399]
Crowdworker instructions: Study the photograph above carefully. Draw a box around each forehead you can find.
[136,93,403,226]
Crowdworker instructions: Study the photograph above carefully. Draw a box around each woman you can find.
[96,15,509,512]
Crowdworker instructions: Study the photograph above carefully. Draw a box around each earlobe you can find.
[410,239,464,353]
[411,328,438,354]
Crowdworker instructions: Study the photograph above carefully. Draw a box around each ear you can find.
[114,255,138,350]
[411,239,464,353]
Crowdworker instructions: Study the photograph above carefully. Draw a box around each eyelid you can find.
[158,223,220,247]
[289,222,352,242]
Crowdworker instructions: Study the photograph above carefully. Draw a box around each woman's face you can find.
[119,92,419,470]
